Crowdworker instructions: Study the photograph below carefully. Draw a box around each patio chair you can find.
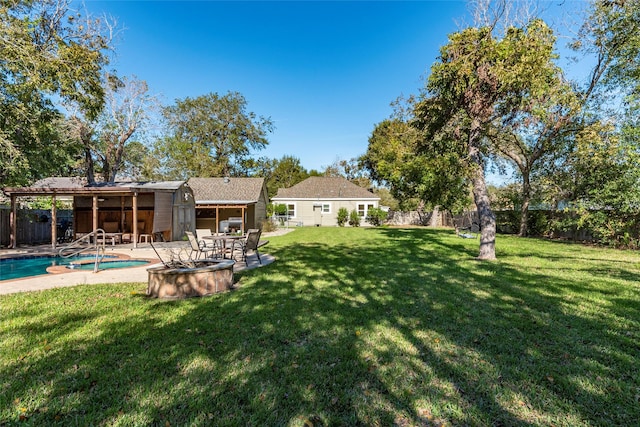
[196,228,219,248]
[149,241,195,268]
[186,231,219,260]
[234,228,269,264]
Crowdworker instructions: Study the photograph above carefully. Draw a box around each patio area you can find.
[0,231,286,295]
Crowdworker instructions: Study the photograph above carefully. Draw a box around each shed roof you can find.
[272,177,379,200]
[187,177,266,204]
[2,177,187,196]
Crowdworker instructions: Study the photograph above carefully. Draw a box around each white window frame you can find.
[321,203,331,214]
[286,203,296,218]
[358,203,375,217]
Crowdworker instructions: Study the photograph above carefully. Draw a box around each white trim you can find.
[286,202,296,218]
[272,197,379,202]
[357,203,376,217]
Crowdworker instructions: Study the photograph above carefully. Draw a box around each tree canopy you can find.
[156,92,274,179]
[0,0,112,186]
[412,19,567,259]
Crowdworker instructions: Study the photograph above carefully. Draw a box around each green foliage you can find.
[410,18,579,255]
[20,197,72,210]
[0,0,111,185]
[156,91,274,179]
[348,209,360,227]
[373,187,398,210]
[537,115,640,247]
[270,203,288,216]
[365,207,388,227]
[336,207,349,227]
[364,117,470,213]
[580,0,640,96]
[265,155,309,198]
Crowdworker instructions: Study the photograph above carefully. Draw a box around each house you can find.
[187,177,269,234]
[271,176,381,226]
[2,177,195,248]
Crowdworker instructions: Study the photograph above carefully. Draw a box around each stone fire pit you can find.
[146,258,236,299]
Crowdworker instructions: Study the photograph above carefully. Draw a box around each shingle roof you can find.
[273,177,379,200]
[3,177,187,195]
[187,177,266,204]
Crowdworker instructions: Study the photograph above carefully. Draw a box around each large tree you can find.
[0,0,111,185]
[533,0,640,244]
[364,116,470,212]
[65,74,156,183]
[498,0,640,236]
[157,92,274,179]
[266,155,309,198]
[417,19,564,259]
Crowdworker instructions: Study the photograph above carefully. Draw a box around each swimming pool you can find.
[71,260,150,271]
[0,255,120,281]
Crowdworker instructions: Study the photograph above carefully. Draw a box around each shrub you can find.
[348,209,361,227]
[260,218,277,232]
[337,207,349,227]
[366,207,388,227]
[269,203,287,216]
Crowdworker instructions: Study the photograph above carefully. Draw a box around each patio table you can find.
[101,232,123,246]
[202,235,245,260]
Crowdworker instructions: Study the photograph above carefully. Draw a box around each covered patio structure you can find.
[2,177,195,249]
[187,177,269,234]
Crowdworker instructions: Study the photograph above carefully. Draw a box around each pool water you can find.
[0,255,117,281]
[73,260,150,271]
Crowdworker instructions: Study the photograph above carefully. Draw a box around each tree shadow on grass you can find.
[1,228,639,425]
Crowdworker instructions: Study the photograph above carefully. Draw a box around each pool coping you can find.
[0,243,275,295]
[45,253,156,275]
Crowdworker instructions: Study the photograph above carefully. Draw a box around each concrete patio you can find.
[0,232,284,295]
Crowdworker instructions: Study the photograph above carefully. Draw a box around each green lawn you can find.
[1,227,639,426]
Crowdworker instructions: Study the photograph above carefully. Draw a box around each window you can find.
[287,203,296,218]
[358,203,375,217]
[321,203,331,213]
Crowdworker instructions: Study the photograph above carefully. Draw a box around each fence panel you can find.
[0,208,72,247]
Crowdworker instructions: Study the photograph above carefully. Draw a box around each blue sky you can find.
[85,1,586,184]
[87,0,470,172]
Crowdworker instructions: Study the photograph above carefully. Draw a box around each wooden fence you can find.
[0,208,72,247]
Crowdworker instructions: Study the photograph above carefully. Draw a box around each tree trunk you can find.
[519,173,531,237]
[469,121,497,260]
[84,146,95,185]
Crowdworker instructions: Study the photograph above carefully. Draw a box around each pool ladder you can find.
[58,229,107,273]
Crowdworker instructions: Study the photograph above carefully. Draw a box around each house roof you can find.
[272,177,379,200]
[187,177,266,204]
[2,177,188,196]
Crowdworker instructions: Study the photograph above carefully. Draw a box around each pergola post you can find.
[51,194,57,249]
[9,194,17,248]
[132,192,138,249]
[92,195,98,233]
[120,196,125,233]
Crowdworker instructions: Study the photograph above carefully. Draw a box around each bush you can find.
[348,210,361,227]
[366,207,388,227]
[260,218,278,232]
[269,203,287,217]
[337,207,349,227]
